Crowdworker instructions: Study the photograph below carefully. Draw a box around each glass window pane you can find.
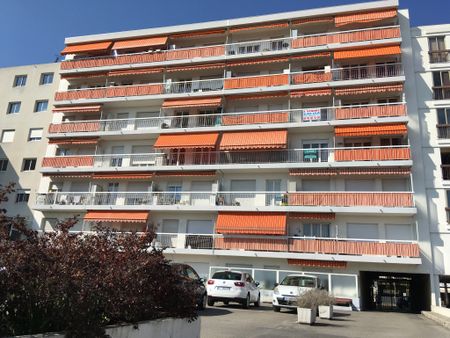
[254,269,277,290]
[433,72,442,86]
[303,223,311,236]
[331,275,357,298]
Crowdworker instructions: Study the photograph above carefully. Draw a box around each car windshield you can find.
[212,271,242,280]
[280,276,316,287]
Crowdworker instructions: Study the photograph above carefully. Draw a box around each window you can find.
[15,190,30,203]
[1,130,15,143]
[40,72,54,85]
[380,137,402,146]
[342,64,368,80]
[437,108,450,125]
[28,128,43,141]
[7,102,21,114]
[377,98,400,104]
[344,139,372,148]
[0,159,8,171]
[13,75,27,87]
[302,140,329,162]
[429,36,447,63]
[34,100,48,112]
[22,158,37,171]
[433,71,450,100]
[303,223,330,237]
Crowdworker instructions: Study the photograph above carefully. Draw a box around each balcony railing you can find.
[437,124,450,138]
[41,145,411,169]
[48,103,406,135]
[54,63,404,102]
[429,50,450,64]
[152,233,419,258]
[433,86,450,100]
[35,191,414,208]
[60,26,401,71]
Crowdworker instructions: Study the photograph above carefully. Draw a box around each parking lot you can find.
[200,303,450,338]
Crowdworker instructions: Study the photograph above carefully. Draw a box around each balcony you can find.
[40,145,411,170]
[60,26,401,71]
[54,64,404,103]
[153,233,420,259]
[35,191,414,209]
[429,50,450,64]
[335,102,405,120]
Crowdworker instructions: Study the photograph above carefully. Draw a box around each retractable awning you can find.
[334,9,397,27]
[154,132,219,149]
[334,45,401,60]
[335,123,407,137]
[112,36,168,50]
[162,97,222,109]
[52,105,102,114]
[61,41,112,55]
[84,211,149,223]
[219,130,287,150]
[216,212,287,235]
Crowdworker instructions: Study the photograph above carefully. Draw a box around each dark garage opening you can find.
[360,271,430,313]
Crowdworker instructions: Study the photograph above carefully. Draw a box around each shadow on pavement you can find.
[199,307,233,317]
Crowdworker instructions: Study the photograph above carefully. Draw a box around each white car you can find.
[272,274,319,311]
[206,270,260,308]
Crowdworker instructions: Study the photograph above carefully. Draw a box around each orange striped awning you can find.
[84,211,149,223]
[43,173,92,179]
[289,212,335,221]
[170,29,226,39]
[52,105,102,114]
[61,72,108,80]
[290,88,332,98]
[289,167,411,176]
[112,36,168,50]
[216,212,287,235]
[292,17,334,25]
[154,132,219,149]
[288,259,347,268]
[335,9,398,27]
[61,41,113,55]
[219,130,287,150]
[228,57,289,67]
[230,22,288,33]
[162,97,222,109]
[167,63,225,72]
[227,92,288,101]
[155,171,216,177]
[291,52,331,61]
[91,173,153,180]
[335,84,403,96]
[335,123,407,137]
[334,45,401,60]
[48,137,99,145]
[108,68,164,77]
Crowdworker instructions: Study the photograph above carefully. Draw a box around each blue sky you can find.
[1,0,448,68]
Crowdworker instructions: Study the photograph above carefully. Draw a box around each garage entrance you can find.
[360,271,430,313]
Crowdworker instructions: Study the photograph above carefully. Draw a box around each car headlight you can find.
[273,287,280,295]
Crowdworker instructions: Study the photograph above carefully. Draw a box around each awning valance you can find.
[108,68,164,77]
[289,167,411,176]
[154,132,219,149]
[334,45,401,60]
[292,17,334,25]
[216,212,287,235]
[84,211,149,223]
[335,123,408,137]
[289,212,336,221]
[230,22,288,33]
[48,137,99,145]
[52,105,103,114]
[91,173,153,180]
[228,57,289,67]
[61,41,113,55]
[170,29,226,39]
[291,52,331,61]
[335,9,397,27]
[162,97,222,109]
[155,171,216,177]
[227,92,288,101]
[167,63,225,72]
[112,36,168,50]
[288,259,347,268]
[290,88,332,98]
[219,130,287,150]
[335,84,403,96]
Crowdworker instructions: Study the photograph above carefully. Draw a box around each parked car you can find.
[206,270,260,308]
[272,274,319,312]
[171,263,207,310]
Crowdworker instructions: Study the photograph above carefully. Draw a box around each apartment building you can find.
[411,24,450,308]
[31,0,438,312]
[0,63,60,233]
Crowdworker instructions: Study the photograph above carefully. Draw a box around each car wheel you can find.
[273,305,281,312]
[254,293,260,307]
[207,296,215,307]
[242,294,250,309]
[198,293,207,310]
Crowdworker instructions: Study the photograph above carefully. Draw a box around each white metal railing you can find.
[41,145,410,169]
[35,190,413,208]
[58,63,404,98]
[48,102,406,134]
[61,25,400,66]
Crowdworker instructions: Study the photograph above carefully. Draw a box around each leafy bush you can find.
[297,289,335,308]
[0,185,197,337]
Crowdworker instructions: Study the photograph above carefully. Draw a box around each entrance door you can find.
[106,182,119,205]
[265,179,282,206]
[372,276,412,312]
[302,140,329,162]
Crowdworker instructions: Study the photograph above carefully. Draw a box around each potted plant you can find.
[317,289,336,319]
[296,289,319,325]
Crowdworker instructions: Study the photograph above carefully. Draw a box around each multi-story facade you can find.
[411,24,450,308]
[0,63,60,234]
[30,0,440,312]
